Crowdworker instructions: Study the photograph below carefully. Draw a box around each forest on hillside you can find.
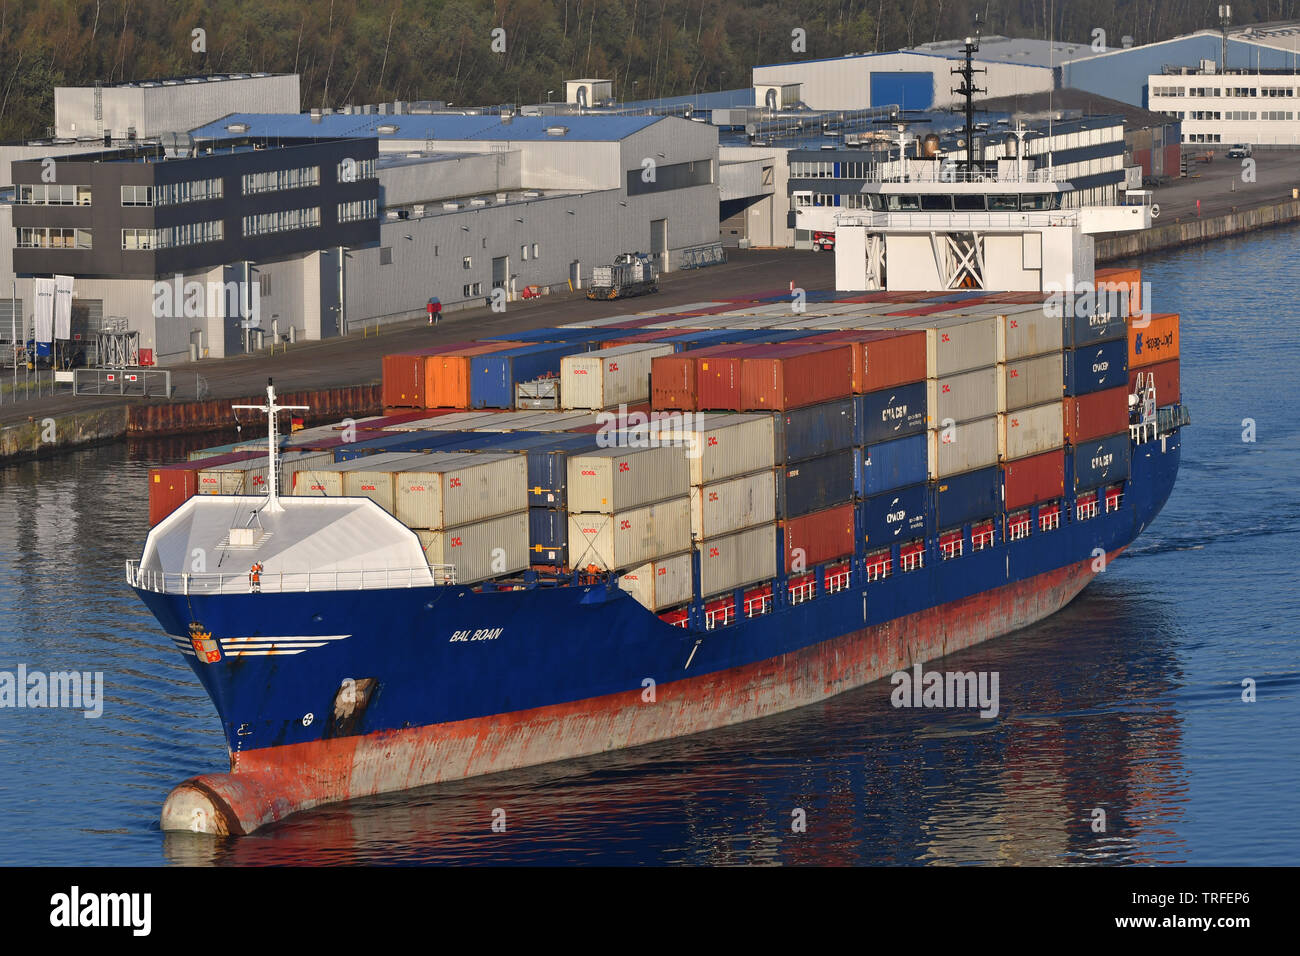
[2,0,1300,140]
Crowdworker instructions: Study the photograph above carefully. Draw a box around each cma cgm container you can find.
[1064,387,1129,444]
[423,342,527,409]
[1130,359,1180,405]
[416,511,530,584]
[471,342,587,409]
[1071,434,1131,492]
[860,481,929,545]
[567,445,689,513]
[618,552,693,611]
[395,452,528,529]
[1004,352,1064,410]
[1129,313,1180,369]
[690,470,777,539]
[699,524,779,598]
[776,449,855,518]
[999,401,1064,461]
[856,382,928,445]
[528,507,568,565]
[927,415,999,479]
[796,329,927,392]
[738,343,854,411]
[781,503,854,572]
[934,466,1002,529]
[1064,339,1128,396]
[568,497,692,571]
[927,365,1004,425]
[775,398,855,462]
[1062,309,1126,347]
[857,432,928,498]
[1002,449,1065,510]
[646,413,775,486]
[560,343,674,410]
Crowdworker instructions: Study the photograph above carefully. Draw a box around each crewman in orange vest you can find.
[249,561,264,593]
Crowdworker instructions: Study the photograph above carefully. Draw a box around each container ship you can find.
[130,126,1186,835]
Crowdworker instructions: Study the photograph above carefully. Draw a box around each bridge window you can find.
[920,194,953,210]
[954,194,986,210]
[886,194,921,211]
[988,194,1019,211]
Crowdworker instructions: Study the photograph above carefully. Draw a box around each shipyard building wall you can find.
[378,152,523,206]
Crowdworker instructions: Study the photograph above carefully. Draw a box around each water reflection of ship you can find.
[162,581,1186,866]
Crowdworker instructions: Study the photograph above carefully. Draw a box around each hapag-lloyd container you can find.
[699,524,779,598]
[1128,312,1180,369]
[618,552,693,611]
[1071,433,1131,492]
[566,445,689,513]
[395,452,528,529]
[471,342,589,409]
[775,398,855,462]
[1002,449,1065,510]
[781,503,854,572]
[1064,338,1128,396]
[690,470,777,539]
[859,482,928,545]
[999,401,1064,460]
[416,510,530,584]
[927,365,1004,425]
[927,415,999,479]
[561,343,675,410]
[289,452,432,497]
[933,466,1002,529]
[643,413,775,486]
[424,342,527,409]
[528,507,568,564]
[776,449,856,518]
[857,432,928,498]
[1004,352,1064,410]
[1130,358,1180,405]
[200,450,335,495]
[1064,387,1129,444]
[795,329,927,392]
[856,382,928,445]
[738,343,854,410]
[567,497,692,571]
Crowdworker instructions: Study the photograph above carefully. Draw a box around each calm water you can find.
[1,230,1298,866]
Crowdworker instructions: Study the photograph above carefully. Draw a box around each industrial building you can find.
[1149,67,1300,145]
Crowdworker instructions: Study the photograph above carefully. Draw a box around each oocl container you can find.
[1064,387,1130,444]
[567,444,689,513]
[775,398,855,463]
[618,552,693,611]
[776,449,856,518]
[691,470,777,539]
[910,315,1000,376]
[1129,359,1180,405]
[416,510,530,584]
[699,524,779,598]
[560,342,675,410]
[927,415,999,480]
[1064,338,1128,396]
[927,365,1004,425]
[934,466,1002,529]
[738,343,854,410]
[643,413,775,486]
[395,452,528,529]
[856,382,928,445]
[200,450,335,495]
[781,503,854,572]
[1072,434,1131,492]
[1002,449,1065,510]
[999,308,1063,360]
[289,452,430,497]
[1128,312,1180,369]
[860,482,928,545]
[1004,352,1064,410]
[423,342,527,409]
[999,401,1064,461]
[568,497,692,571]
[857,432,928,498]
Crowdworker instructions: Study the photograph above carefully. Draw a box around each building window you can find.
[380,246,392,265]
[241,166,320,195]
[260,273,272,297]
[121,228,154,250]
[337,198,377,222]
[17,184,91,205]
[17,227,92,249]
[155,178,223,206]
[241,206,321,237]
[462,282,483,297]
[532,243,540,258]
[462,256,472,269]
[121,220,223,249]
[521,244,529,261]
[121,185,153,206]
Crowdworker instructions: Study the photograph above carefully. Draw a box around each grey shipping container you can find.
[698,523,779,598]
[690,470,777,539]
[999,401,1065,461]
[618,552,693,611]
[1004,352,1064,410]
[926,365,1004,425]
[288,453,433,497]
[567,444,690,513]
[567,497,692,571]
[395,452,528,529]
[927,415,1000,479]
[416,510,530,584]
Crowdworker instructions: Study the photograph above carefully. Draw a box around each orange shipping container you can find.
[1129,359,1180,405]
[1064,386,1130,444]
[1096,266,1142,317]
[781,502,855,572]
[1002,449,1065,511]
[651,345,748,410]
[381,342,479,408]
[738,343,855,411]
[423,342,526,409]
[797,329,927,393]
[1128,312,1179,369]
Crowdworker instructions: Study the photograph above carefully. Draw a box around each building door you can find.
[650,218,668,273]
[569,260,582,290]
[492,256,509,300]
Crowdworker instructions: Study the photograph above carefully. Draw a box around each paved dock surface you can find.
[1143,148,1300,222]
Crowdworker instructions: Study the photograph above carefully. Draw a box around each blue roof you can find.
[190,112,664,142]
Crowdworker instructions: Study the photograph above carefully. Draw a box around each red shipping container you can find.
[781,503,855,572]
[740,343,854,410]
[1129,358,1180,405]
[148,450,262,526]
[1002,449,1065,511]
[1064,386,1130,444]
[651,344,748,410]
[381,342,480,408]
[797,329,927,393]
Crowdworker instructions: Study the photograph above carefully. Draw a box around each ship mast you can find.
[232,378,309,514]
[951,16,986,173]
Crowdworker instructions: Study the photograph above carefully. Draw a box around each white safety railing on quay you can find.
[126,560,456,594]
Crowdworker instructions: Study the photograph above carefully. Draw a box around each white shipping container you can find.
[416,510,530,584]
[395,452,527,529]
[690,470,777,539]
[999,401,1065,460]
[926,365,1005,425]
[288,453,431,497]
[999,309,1063,361]
[644,412,776,486]
[922,316,1001,376]
[698,524,778,598]
[384,412,490,432]
[618,552,693,611]
[522,413,601,432]
[566,445,689,513]
[643,316,709,330]
[567,497,692,571]
[927,415,1000,479]
[561,343,675,410]
[1003,352,1064,410]
[199,450,334,495]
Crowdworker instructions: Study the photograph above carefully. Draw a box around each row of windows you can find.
[242,166,320,195]
[121,220,223,250]
[242,206,320,237]
[462,282,483,297]
[1174,110,1295,121]
[1186,133,1223,143]
[795,191,1063,211]
[337,158,377,182]
[1155,85,1297,98]
[16,184,92,205]
[121,179,224,207]
[337,199,377,223]
[16,227,92,249]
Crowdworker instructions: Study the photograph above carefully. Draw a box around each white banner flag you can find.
[33,277,55,345]
[54,274,74,339]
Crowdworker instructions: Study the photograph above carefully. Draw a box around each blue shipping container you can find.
[855,382,928,445]
[1064,338,1128,396]
[776,449,856,519]
[856,432,929,498]
[859,482,929,546]
[1070,433,1131,492]
[777,398,856,462]
[933,466,1002,529]
[1062,309,1127,347]
[528,507,569,564]
[470,342,587,409]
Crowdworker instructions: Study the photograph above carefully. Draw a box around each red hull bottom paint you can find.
[161,549,1119,835]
